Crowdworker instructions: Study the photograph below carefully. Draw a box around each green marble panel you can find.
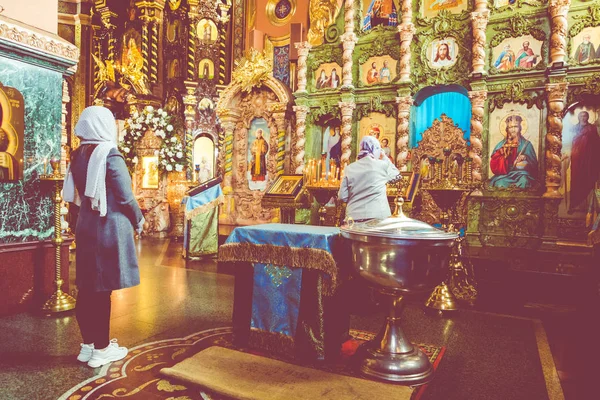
[0,57,62,243]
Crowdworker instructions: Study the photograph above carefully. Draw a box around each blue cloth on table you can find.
[251,263,302,336]
[182,184,223,254]
[225,223,340,339]
[225,223,340,252]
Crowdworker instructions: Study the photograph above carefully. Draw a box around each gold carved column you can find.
[398,0,415,82]
[395,96,412,169]
[341,0,357,88]
[92,24,104,94]
[97,6,117,60]
[137,1,165,83]
[270,104,288,175]
[217,1,232,84]
[339,101,356,168]
[139,18,150,78]
[187,4,198,81]
[294,42,311,93]
[61,81,70,172]
[549,0,571,65]
[59,8,92,148]
[468,90,486,188]
[183,81,198,170]
[292,105,309,174]
[544,82,568,198]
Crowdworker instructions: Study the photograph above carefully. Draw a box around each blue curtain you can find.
[410,90,472,147]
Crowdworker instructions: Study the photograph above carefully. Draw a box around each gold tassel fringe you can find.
[248,328,295,358]
[218,243,339,296]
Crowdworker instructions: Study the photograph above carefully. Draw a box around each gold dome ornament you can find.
[231,49,273,93]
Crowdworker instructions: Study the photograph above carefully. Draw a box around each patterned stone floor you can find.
[0,235,594,399]
[56,327,443,400]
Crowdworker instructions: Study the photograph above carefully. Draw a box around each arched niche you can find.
[198,19,218,44]
[198,59,215,80]
[315,117,342,180]
[216,76,292,225]
[411,85,472,150]
[192,132,216,184]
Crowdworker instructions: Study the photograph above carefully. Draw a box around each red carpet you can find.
[59,327,445,400]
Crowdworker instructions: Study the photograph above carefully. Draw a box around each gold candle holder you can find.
[420,150,478,312]
[40,173,76,313]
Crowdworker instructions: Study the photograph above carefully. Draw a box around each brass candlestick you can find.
[420,148,478,311]
[423,187,478,310]
[40,159,76,313]
[305,184,339,226]
[304,157,341,226]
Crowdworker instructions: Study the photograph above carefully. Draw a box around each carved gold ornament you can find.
[231,49,273,93]
[168,0,181,11]
[307,0,342,46]
[266,0,297,27]
[93,54,150,95]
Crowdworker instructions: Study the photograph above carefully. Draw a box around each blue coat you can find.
[71,145,143,292]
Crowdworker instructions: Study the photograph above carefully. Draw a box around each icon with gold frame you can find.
[266,174,303,197]
[142,155,159,189]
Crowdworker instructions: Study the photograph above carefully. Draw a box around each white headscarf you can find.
[357,135,382,160]
[63,106,118,217]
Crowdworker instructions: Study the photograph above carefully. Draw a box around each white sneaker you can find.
[87,339,128,368]
[77,343,94,362]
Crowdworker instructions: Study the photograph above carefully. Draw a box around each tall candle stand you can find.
[40,159,76,313]
[303,157,342,226]
[422,150,478,311]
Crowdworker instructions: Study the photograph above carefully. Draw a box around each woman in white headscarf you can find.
[63,106,144,368]
[338,135,400,221]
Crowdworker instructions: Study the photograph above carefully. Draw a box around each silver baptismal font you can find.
[341,198,457,384]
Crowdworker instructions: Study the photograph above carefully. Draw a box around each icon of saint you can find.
[489,114,538,188]
[565,111,600,214]
[432,42,454,67]
[573,34,596,63]
[494,44,515,71]
[250,129,269,181]
[0,127,18,181]
[379,60,391,83]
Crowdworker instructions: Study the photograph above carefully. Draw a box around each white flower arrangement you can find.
[119,105,186,173]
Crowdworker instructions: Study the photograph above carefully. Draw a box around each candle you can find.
[316,160,320,184]
[43,158,47,176]
[465,157,473,182]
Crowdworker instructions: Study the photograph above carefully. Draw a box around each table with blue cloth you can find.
[182,184,223,258]
[219,223,350,361]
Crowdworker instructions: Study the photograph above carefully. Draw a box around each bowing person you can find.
[338,135,400,222]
